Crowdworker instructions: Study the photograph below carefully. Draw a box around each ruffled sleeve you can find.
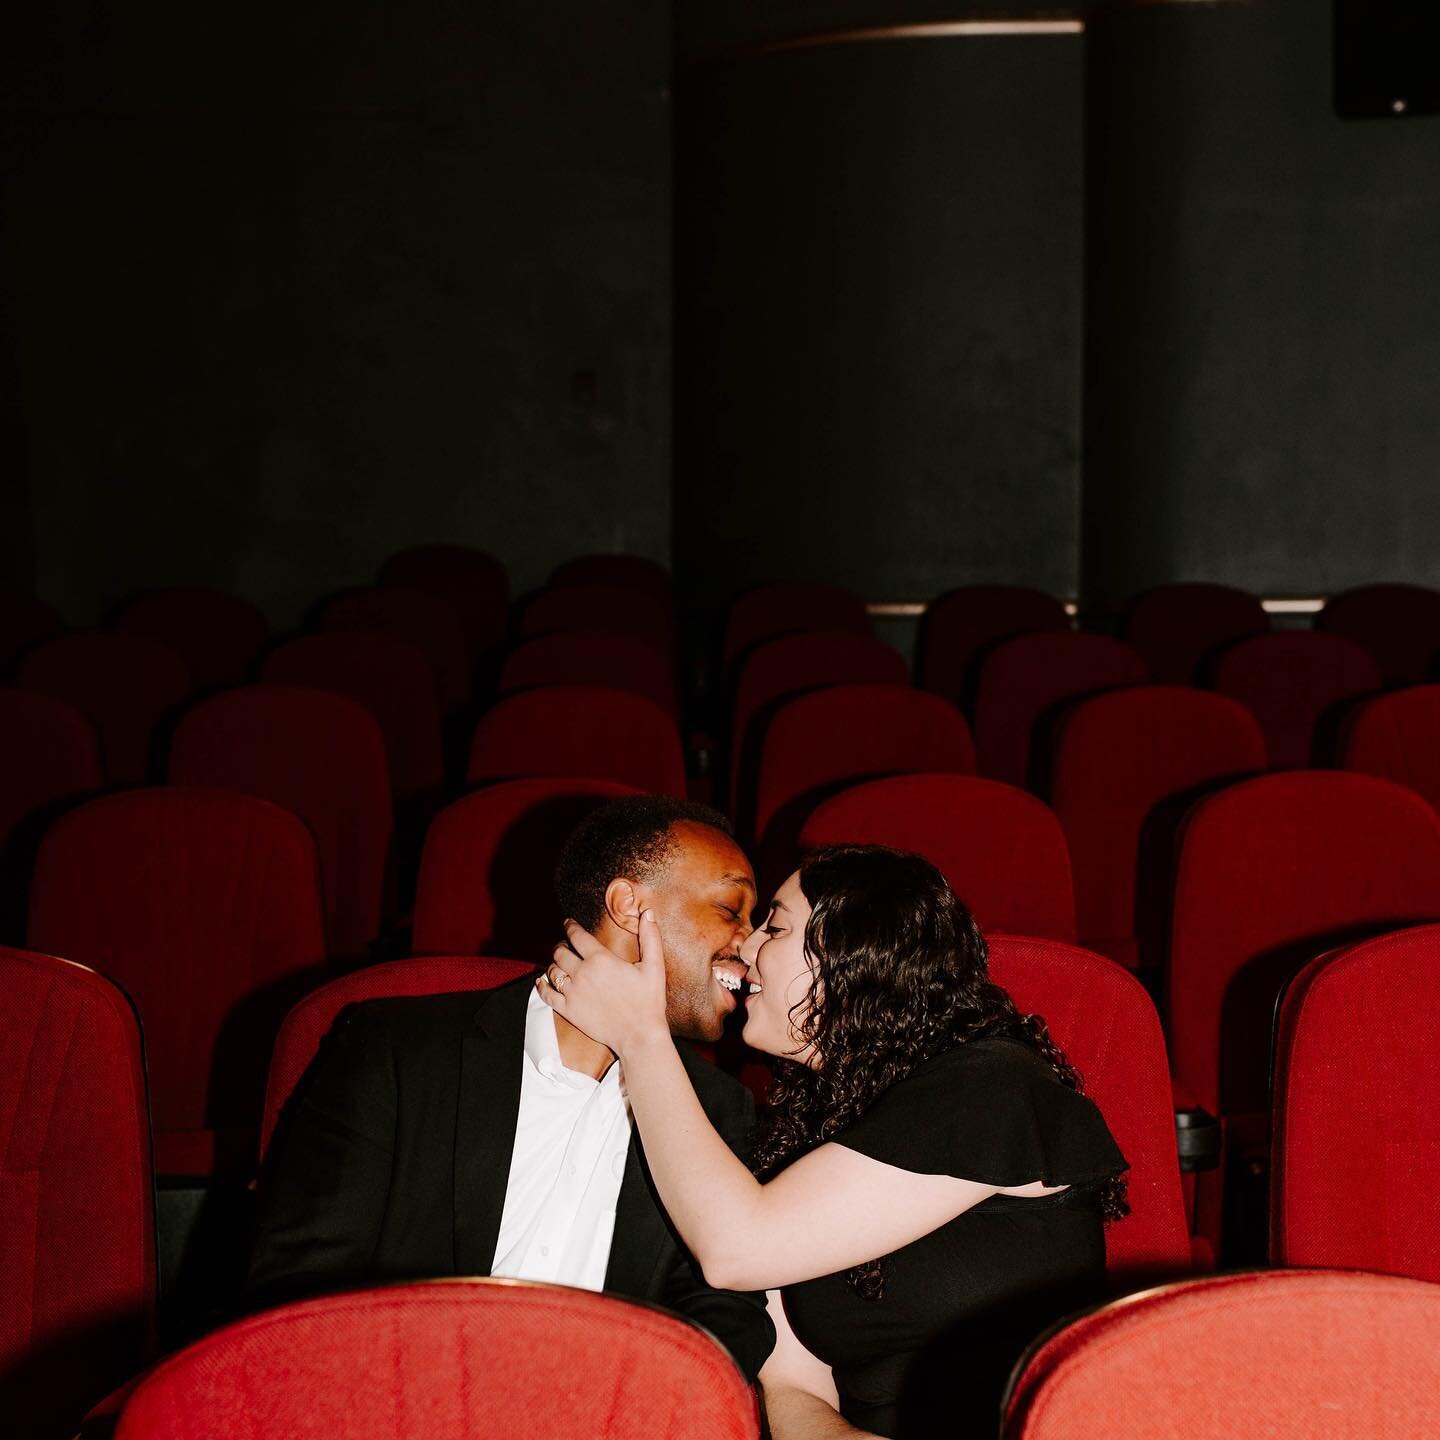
[831,1038,1127,1188]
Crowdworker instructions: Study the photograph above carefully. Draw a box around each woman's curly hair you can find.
[750,844,1128,1300]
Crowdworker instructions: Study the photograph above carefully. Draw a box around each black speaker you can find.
[1335,1,1440,118]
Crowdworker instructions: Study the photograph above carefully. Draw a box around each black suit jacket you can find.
[247,975,775,1380]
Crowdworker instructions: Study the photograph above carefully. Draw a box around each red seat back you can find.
[730,630,910,821]
[377,545,509,660]
[500,631,677,716]
[973,633,1148,789]
[1339,684,1440,811]
[1272,924,1440,1278]
[114,589,269,691]
[18,632,192,785]
[114,1280,760,1440]
[722,583,870,667]
[317,586,471,713]
[988,934,1191,1283]
[1122,583,1268,685]
[551,554,672,600]
[468,687,686,797]
[262,955,534,1157]
[1168,772,1440,1120]
[1213,631,1380,769]
[413,779,641,959]
[169,685,393,959]
[919,586,1070,707]
[1051,687,1266,970]
[800,776,1076,942]
[263,634,444,799]
[519,586,674,652]
[0,690,102,852]
[0,592,62,676]
[28,788,326,1175]
[1003,1270,1440,1440]
[0,947,154,1440]
[1319,582,1440,685]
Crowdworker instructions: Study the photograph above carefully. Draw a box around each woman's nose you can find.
[739,926,762,963]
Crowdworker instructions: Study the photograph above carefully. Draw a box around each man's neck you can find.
[553,1011,618,1082]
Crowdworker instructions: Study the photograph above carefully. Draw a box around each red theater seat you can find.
[18,632,192,786]
[468,687,686,797]
[28,787,326,1176]
[988,935,1191,1284]
[800,775,1076,943]
[0,690,102,853]
[1051,687,1266,970]
[551,554,673,599]
[0,592,63,675]
[413,779,640,959]
[1003,1270,1440,1440]
[519,586,674,653]
[1319,582,1440,685]
[113,1280,760,1440]
[500,631,677,716]
[1339,684,1440,810]
[1121,583,1268,685]
[0,947,155,1440]
[973,632,1148,790]
[919,585,1070,709]
[317,586,472,714]
[261,955,533,1157]
[730,630,910,823]
[722,582,870,668]
[169,685,393,960]
[377,544,508,661]
[114,589,269,691]
[1271,924,1440,1278]
[1212,631,1380,769]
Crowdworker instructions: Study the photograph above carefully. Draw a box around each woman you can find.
[540,845,1127,1439]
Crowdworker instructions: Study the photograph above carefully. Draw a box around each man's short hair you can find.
[554,796,735,930]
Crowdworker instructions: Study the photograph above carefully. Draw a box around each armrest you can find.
[1174,1106,1222,1173]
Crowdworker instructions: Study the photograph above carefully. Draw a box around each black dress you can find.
[781,1038,1128,1439]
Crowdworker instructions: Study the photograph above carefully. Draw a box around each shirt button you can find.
[540,1245,550,1257]
[569,1164,577,1176]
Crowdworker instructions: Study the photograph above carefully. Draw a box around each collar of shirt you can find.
[523,985,626,1099]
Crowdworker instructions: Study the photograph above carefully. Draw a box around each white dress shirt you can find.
[490,988,634,1291]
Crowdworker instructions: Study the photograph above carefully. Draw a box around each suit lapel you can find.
[453,979,532,1276]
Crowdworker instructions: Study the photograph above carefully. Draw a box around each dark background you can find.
[3,0,1438,625]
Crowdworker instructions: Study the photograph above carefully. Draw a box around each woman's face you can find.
[738,870,819,1064]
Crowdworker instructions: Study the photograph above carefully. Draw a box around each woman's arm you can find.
[759,1290,881,1440]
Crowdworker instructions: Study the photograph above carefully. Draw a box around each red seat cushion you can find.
[1318,583,1440,685]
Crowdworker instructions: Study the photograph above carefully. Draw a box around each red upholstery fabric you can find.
[1319,582,1440,685]
[1340,684,1440,811]
[0,691,102,852]
[114,1280,760,1440]
[799,775,1076,942]
[1121,583,1268,685]
[1271,925,1440,1278]
[752,685,975,883]
[1213,631,1381,770]
[550,555,672,599]
[973,633,1148,789]
[1005,1270,1440,1439]
[1051,687,1266,970]
[0,947,154,1440]
[468,687,686,797]
[114,590,268,691]
[27,788,326,1176]
[722,583,870,667]
[500,632,677,716]
[317,586,471,714]
[1168,772,1440,1123]
[0,593,63,676]
[377,545,509,660]
[18,633,192,786]
[262,955,535,1156]
[918,586,1070,707]
[519,586,674,653]
[729,630,910,822]
[413,779,641,959]
[988,935,1191,1283]
[262,634,444,800]
[169,685,393,958]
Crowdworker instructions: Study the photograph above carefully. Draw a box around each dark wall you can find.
[0,4,672,626]
[674,34,1084,611]
[1083,0,1440,608]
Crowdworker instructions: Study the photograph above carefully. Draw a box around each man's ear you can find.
[604,878,643,935]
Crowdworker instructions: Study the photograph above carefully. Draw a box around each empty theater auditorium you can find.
[5,1,1440,1437]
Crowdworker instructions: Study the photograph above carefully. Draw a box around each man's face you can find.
[643,822,756,1042]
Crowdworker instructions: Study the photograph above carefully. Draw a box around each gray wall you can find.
[0,4,672,627]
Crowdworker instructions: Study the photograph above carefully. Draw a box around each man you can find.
[247,796,774,1380]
